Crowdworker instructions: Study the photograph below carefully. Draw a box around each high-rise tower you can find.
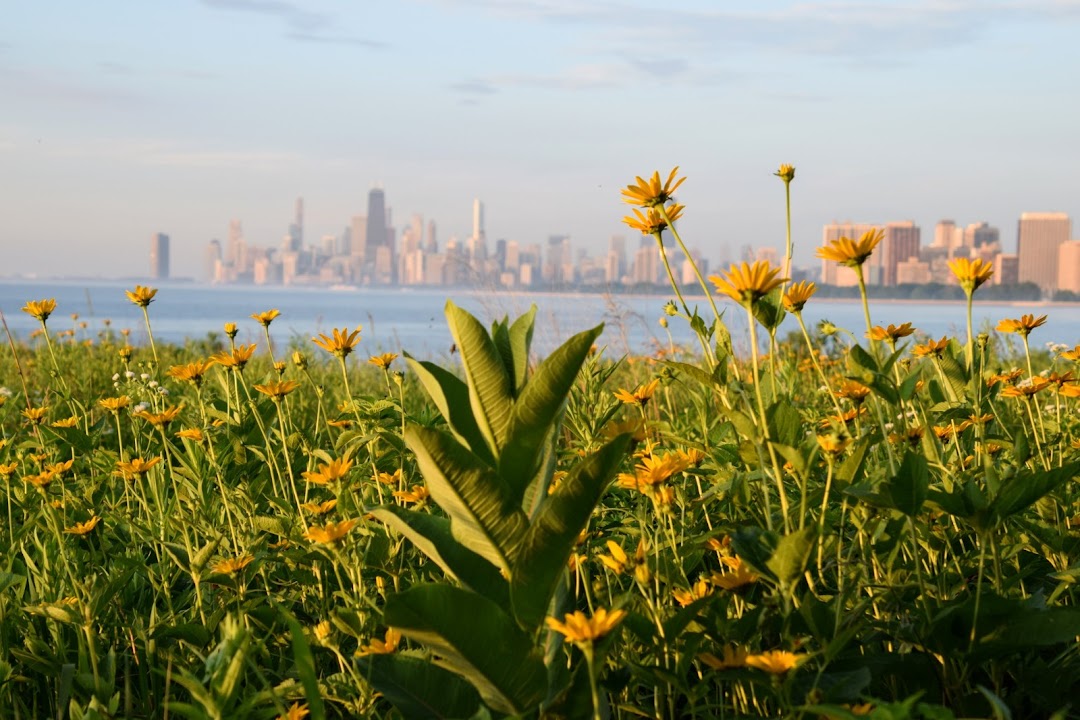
[365,188,388,258]
[150,233,170,280]
[1017,212,1071,292]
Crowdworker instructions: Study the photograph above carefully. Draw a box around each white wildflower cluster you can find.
[1046,342,1071,354]
[0,387,12,398]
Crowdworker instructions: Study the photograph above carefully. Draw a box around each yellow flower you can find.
[774,164,795,183]
[167,360,215,387]
[313,621,332,642]
[598,541,629,574]
[545,607,627,645]
[212,554,255,575]
[368,352,399,370]
[98,396,131,413]
[302,456,354,485]
[25,470,57,488]
[22,298,57,322]
[622,203,685,235]
[251,308,280,327]
[866,323,916,343]
[65,516,100,535]
[1061,345,1080,362]
[22,406,48,425]
[699,644,749,670]
[816,432,851,457]
[47,459,74,476]
[312,327,362,358]
[393,484,430,505]
[709,261,787,306]
[621,167,686,208]
[357,628,401,656]
[996,314,1047,338]
[987,368,1023,387]
[224,322,238,339]
[376,468,403,486]
[304,519,358,544]
[125,285,158,307]
[710,556,759,590]
[211,344,257,370]
[1000,376,1051,398]
[744,649,806,675]
[912,337,950,359]
[613,378,660,406]
[834,379,871,404]
[0,463,18,478]
[276,702,310,720]
[300,499,338,516]
[51,416,79,429]
[175,428,205,442]
[673,578,712,607]
[948,257,994,292]
[782,281,816,312]
[816,229,884,268]
[253,379,300,401]
[115,456,162,478]
[134,405,184,427]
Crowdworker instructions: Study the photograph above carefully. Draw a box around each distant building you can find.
[150,232,170,280]
[993,254,1019,286]
[1058,241,1080,294]
[204,239,222,283]
[882,221,921,286]
[964,221,999,249]
[1018,212,1071,292]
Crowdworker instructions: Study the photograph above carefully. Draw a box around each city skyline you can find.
[3,1,1080,278]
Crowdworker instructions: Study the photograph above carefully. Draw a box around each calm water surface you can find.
[1,280,1077,360]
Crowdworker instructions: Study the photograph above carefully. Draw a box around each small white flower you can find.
[125,371,136,379]
[0,387,12,398]
[148,381,158,389]
[134,402,149,413]
[112,373,120,381]
[140,373,149,381]
[159,388,169,396]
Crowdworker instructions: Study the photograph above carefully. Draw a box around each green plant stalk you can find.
[262,325,276,365]
[964,292,975,372]
[141,306,159,367]
[657,204,722,326]
[274,400,308,532]
[746,304,791,530]
[795,313,845,419]
[652,232,714,364]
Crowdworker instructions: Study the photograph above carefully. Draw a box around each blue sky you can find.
[2,0,1078,279]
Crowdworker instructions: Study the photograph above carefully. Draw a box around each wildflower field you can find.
[2,168,1080,719]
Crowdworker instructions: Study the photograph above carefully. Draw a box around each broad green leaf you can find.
[446,301,514,454]
[729,526,779,582]
[886,451,929,517]
[990,607,1080,647]
[404,355,493,463]
[384,584,547,715]
[508,305,537,394]
[369,505,509,607]
[357,653,482,720]
[835,436,873,486]
[405,425,529,572]
[660,360,717,389]
[510,435,630,628]
[283,610,327,720]
[500,325,602,504]
[766,527,815,585]
[847,343,878,375]
[938,351,967,402]
[752,288,784,331]
[766,400,801,448]
[990,461,1080,523]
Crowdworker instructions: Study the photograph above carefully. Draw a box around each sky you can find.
[2,0,1079,280]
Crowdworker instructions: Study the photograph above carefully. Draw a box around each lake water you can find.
[1,280,1077,360]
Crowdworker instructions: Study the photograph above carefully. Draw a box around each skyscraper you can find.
[150,233,170,280]
[821,222,876,286]
[205,239,222,283]
[882,221,921,286]
[365,188,388,259]
[964,221,999,249]
[1017,212,1071,291]
[287,197,304,252]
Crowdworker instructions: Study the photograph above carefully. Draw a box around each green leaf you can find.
[384,584,547,715]
[446,301,514,455]
[835,436,872,486]
[990,608,1080,647]
[500,325,602,505]
[660,360,716,390]
[510,435,630,628]
[729,526,778,582]
[508,306,537,394]
[405,355,493,464]
[847,343,878,375]
[886,451,929,517]
[752,288,784,331]
[368,505,509,607]
[990,461,1080,523]
[282,610,327,720]
[766,527,815,585]
[357,653,482,720]
[766,401,801,448]
[405,425,529,572]
[938,351,968,400]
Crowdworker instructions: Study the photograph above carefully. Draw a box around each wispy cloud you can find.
[201,0,384,48]
[450,79,499,95]
[0,65,146,107]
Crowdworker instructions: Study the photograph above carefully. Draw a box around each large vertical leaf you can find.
[282,610,327,720]
[990,461,1080,523]
[356,654,482,720]
[886,451,929,517]
[499,325,603,504]
[510,435,630,628]
[368,506,509,606]
[446,301,514,454]
[384,584,547,716]
[404,354,493,464]
[405,425,529,571]
[508,305,537,394]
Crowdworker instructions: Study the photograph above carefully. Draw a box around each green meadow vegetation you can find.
[1,166,1079,719]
